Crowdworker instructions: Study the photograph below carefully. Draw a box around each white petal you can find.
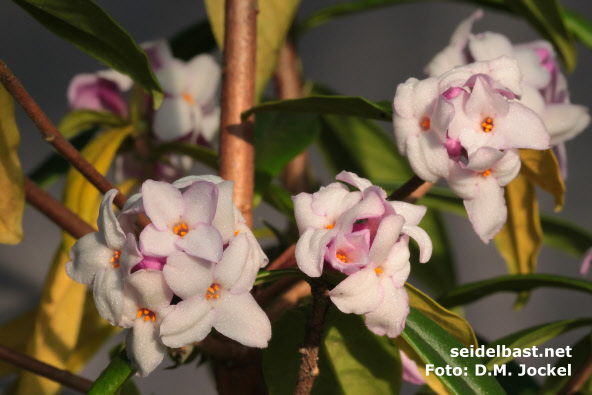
[163,252,214,299]
[292,193,331,234]
[120,233,143,275]
[200,107,221,143]
[187,54,221,106]
[369,215,405,265]
[159,298,213,347]
[311,182,363,224]
[142,180,185,230]
[142,40,173,72]
[448,162,479,200]
[336,171,373,191]
[495,102,550,150]
[329,267,383,314]
[337,189,385,231]
[382,239,411,286]
[126,270,173,312]
[493,149,521,186]
[173,175,224,189]
[364,279,409,338]
[139,224,179,258]
[93,268,125,326]
[212,180,236,243]
[468,32,514,61]
[295,228,337,277]
[153,98,193,141]
[66,232,112,284]
[514,47,551,89]
[176,224,223,262]
[465,147,506,172]
[464,177,506,243]
[405,132,449,182]
[212,293,271,348]
[97,189,126,251]
[544,104,590,145]
[154,59,187,94]
[183,181,218,226]
[126,320,166,377]
[215,233,249,289]
[389,202,427,227]
[401,223,432,263]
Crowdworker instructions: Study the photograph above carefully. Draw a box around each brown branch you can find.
[25,178,95,239]
[218,0,258,228]
[0,59,127,210]
[266,244,296,271]
[294,280,330,395]
[560,353,592,395]
[263,279,311,322]
[387,175,433,203]
[0,344,92,393]
[274,39,309,194]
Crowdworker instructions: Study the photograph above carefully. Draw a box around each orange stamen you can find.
[326,223,334,230]
[137,309,156,322]
[206,283,222,300]
[336,253,346,263]
[173,222,189,237]
[112,263,120,269]
[375,268,383,274]
[480,169,492,178]
[182,93,194,105]
[481,117,494,133]
[110,250,121,266]
[421,117,431,131]
[235,230,240,236]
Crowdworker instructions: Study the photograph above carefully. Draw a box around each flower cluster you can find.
[425,9,590,178]
[390,10,592,242]
[293,171,432,338]
[66,176,271,376]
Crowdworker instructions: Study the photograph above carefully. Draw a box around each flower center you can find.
[235,230,240,236]
[375,267,383,274]
[326,223,335,230]
[182,93,195,105]
[420,117,431,131]
[137,308,156,322]
[173,223,189,237]
[206,284,221,300]
[480,169,492,178]
[481,117,494,133]
[110,250,121,268]
[336,252,346,263]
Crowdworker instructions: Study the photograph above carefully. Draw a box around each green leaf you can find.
[89,349,136,395]
[0,82,25,245]
[503,0,576,72]
[494,176,543,307]
[243,95,393,122]
[58,110,127,140]
[262,183,296,222]
[519,149,565,212]
[204,0,300,99]
[541,332,592,394]
[13,0,163,107]
[169,20,217,61]
[438,273,592,309]
[485,318,592,368]
[262,305,402,394]
[254,269,307,286]
[154,142,218,170]
[562,8,592,51]
[399,307,505,394]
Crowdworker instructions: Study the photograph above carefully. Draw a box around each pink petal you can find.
[468,32,513,61]
[405,132,450,182]
[402,224,432,263]
[336,171,373,192]
[120,234,143,275]
[492,149,521,186]
[126,320,166,377]
[329,267,384,314]
[183,181,218,226]
[93,267,125,326]
[465,147,506,172]
[126,270,174,312]
[369,215,405,265]
[401,350,426,385]
[295,228,337,277]
[494,102,550,150]
[176,224,223,262]
[142,180,186,230]
[311,182,363,223]
[389,202,427,227]
[66,232,113,284]
[163,252,214,299]
[382,239,411,286]
[187,54,221,106]
[159,298,213,347]
[364,278,409,338]
[448,162,480,200]
[212,293,271,348]
[142,40,173,71]
[580,247,592,275]
[214,234,249,289]
[337,189,385,232]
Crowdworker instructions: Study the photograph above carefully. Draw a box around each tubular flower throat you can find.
[111,250,121,268]
[481,117,494,133]
[205,284,221,300]
[173,223,189,237]
[137,308,156,322]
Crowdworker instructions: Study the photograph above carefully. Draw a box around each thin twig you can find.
[0,344,92,393]
[274,39,309,194]
[294,280,330,395]
[25,178,95,239]
[0,59,127,210]
[263,280,311,322]
[560,353,592,395]
[266,244,297,271]
[387,175,433,203]
[218,0,257,228]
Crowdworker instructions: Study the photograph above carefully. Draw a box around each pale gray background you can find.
[1,0,591,394]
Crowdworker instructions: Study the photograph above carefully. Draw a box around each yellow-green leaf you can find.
[519,148,565,211]
[394,284,478,395]
[17,127,135,395]
[0,83,25,245]
[0,308,37,376]
[204,0,301,99]
[494,175,543,309]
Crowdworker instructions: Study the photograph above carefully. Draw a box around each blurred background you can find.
[1,0,591,393]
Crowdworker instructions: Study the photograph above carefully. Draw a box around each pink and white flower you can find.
[67,69,132,117]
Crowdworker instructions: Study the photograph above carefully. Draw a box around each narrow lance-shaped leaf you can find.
[562,8,592,51]
[204,0,301,99]
[485,318,592,368]
[58,110,128,140]
[493,175,543,308]
[13,0,163,107]
[0,83,25,245]
[519,148,565,211]
[438,273,592,309]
